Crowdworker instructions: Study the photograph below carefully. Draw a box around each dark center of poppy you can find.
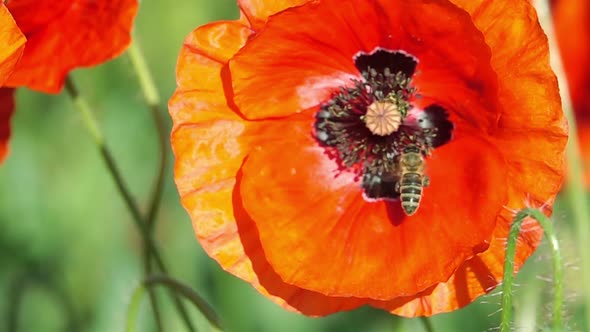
[314,49,454,201]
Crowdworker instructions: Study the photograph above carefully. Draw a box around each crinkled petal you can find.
[373,0,567,315]
[230,0,499,133]
[237,0,309,30]
[5,0,138,93]
[240,122,507,299]
[372,188,547,316]
[170,20,366,316]
[174,21,252,93]
[0,4,25,87]
[454,0,566,254]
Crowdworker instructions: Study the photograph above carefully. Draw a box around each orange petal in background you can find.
[553,0,590,117]
[553,0,590,185]
[0,3,25,87]
[4,0,138,94]
[0,88,15,163]
[0,4,25,164]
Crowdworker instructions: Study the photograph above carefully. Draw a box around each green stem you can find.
[65,77,159,260]
[64,77,195,332]
[146,285,164,331]
[127,40,160,106]
[7,266,81,332]
[64,77,165,330]
[126,275,224,332]
[419,317,435,332]
[127,38,198,332]
[500,208,563,332]
[127,38,167,230]
[127,36,169,332]
[126,280,147,332]
[65,77,147,241]
[535,0,590,330]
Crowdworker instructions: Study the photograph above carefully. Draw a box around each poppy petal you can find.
[450,0,566,134]
[454,0,566,261]
[4,0,138,93]
[171,21,366,316]
[0,4,25,87]
[175,21,252,93]
[237,0,309,29]
[229,0,499,134]
[373,203,545,316]
[240,121,507,299]
[367,0,568,315]
[0,88,15,163]
[172,113,367,316]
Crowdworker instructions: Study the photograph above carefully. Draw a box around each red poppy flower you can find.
[170,0,567,316]
[553,0,590,182]
[3,0,138,94]
[0,4,25,163]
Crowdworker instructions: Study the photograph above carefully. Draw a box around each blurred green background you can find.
[0,1,586,331]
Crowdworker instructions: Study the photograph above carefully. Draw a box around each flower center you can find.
[314,49,454,201]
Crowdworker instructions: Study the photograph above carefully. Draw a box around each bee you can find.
[395,144,429,216]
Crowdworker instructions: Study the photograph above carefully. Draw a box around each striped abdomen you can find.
[399,172,423,216]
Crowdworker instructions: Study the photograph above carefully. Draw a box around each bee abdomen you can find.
[400,173,423,216]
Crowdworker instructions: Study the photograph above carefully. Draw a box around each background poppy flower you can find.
[3,0,138,94]
[170,0,567,317]
[552,0,590,182]
[0,4,25,163]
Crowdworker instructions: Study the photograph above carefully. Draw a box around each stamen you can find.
[364,101,402,136]
[314,49,453,200]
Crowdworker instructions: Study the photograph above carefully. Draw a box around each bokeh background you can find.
[0,1,586,331]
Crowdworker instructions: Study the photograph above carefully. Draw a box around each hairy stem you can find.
[500,208,563,332]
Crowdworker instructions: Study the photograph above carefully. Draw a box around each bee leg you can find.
[422,176,430,187]
[394,181,401,193]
